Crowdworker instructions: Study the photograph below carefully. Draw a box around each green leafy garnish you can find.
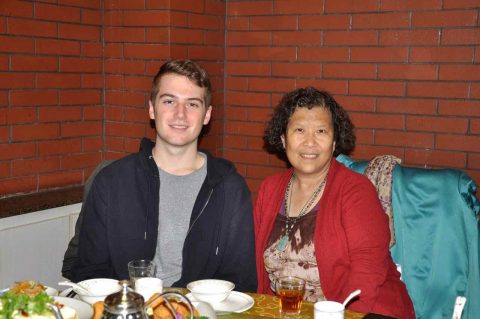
[0,291,53,319]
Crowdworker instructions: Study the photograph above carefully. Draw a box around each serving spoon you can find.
[48,303,65,319]
[58,281,90,295]
[342,289,361,308]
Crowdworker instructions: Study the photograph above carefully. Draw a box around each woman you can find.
[254,87,414,318]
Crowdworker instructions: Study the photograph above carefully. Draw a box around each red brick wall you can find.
[102,0,225,159]
[1,0,479,199]
[0,0,225,198]
[224,0,480,194]
[0,0,104,196]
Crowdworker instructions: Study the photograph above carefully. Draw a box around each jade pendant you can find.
[276,235,289,252]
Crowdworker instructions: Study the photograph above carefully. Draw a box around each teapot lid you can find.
[104,280,144,315]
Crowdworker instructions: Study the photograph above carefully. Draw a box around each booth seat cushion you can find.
[336,155,480,319]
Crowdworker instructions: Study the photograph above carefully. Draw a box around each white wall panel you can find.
[0,203,81,290]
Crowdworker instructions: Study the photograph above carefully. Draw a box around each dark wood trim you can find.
[0,186,84,219]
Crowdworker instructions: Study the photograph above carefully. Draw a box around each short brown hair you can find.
[150,59,212,107]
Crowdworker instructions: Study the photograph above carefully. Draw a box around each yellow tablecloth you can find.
[227,292,364,319]
[163,288,364,319]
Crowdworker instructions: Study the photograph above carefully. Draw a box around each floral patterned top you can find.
[263,201,325,302]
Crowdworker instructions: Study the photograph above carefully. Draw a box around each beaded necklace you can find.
[276,173,328,252]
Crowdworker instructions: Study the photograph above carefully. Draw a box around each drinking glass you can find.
[275,276,306,316]
[127,259,157,288]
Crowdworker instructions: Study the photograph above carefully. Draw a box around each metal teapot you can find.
[101,280,194,319]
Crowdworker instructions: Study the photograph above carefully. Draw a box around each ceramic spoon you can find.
[342,289,361,308]
[58,281,90,295]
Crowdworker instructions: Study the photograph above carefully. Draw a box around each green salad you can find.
[0,290,53,319]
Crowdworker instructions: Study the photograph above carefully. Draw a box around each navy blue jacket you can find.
[70,138,257,292]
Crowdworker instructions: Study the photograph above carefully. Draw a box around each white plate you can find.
[54,296,93,319]
[186,291,254,313]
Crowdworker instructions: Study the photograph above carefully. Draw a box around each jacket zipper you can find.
[186,188,214,237]
[145,155,159,254]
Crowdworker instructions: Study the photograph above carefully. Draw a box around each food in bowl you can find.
[92,292,217,319]
[146,293,200,319]
[74,278,121,305]
[150,299,199,319]
[91,292,207,319]
[186,279,235,304]
[0,280,76,319]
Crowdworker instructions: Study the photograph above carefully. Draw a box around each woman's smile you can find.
[299,153,319,159]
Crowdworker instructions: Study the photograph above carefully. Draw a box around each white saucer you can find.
[186,291,254,313]
[54,296,93,319]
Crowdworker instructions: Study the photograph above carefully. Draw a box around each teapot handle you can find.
[144,291,194,319]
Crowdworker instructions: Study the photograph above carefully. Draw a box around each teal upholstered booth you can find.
[337,154,480,319]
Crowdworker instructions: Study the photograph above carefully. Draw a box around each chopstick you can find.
[65,290,77,298]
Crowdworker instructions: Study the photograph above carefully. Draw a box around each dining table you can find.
[164,288,365,319]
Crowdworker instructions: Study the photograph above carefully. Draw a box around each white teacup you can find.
[134,277,163,301]
[314,301,345,319]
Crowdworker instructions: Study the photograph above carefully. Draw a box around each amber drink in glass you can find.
[275,276,306,316]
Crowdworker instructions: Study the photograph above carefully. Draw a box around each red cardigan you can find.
[254,159,415,319]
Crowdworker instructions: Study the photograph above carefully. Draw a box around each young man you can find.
[66,60,257,292]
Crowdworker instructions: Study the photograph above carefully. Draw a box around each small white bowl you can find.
[74,278,121,304]
[45,286,59,296]
[187,279,235,304]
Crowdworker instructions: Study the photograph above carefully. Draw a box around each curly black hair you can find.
[264,87,355,161]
